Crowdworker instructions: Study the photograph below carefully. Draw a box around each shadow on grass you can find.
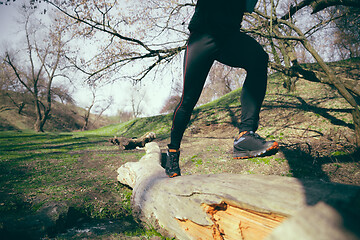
[0,131,150,239]
[188,92,353,135]
[263,94,354,129]
[295,96,354,129]
[280,144,360,238]
[225,106,240,129]
[0,132,106,153]
[0,203,146,240]
[281,143,359,196]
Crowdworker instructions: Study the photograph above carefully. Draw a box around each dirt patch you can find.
[157,74,360,186]
[157,121,359,186]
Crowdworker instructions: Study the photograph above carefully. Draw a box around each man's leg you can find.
[169,32,218,150]
[216,31,268,132]
[166,32,218,177]
[216,31,279,158]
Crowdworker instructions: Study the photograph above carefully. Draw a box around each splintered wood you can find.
[177,202,287,240]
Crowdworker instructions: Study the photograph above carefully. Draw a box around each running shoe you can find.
[233,131,279,159]
[165,149,181,178]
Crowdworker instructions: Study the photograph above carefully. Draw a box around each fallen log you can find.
[109,132,156,150]
[117,142,360,240]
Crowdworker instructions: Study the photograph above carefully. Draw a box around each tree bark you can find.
[110,132,156,150]
[311,0,360,13]
[268,62,360,97]
[117,142,360,240]
[82,91,96,131]
[352,109,360,146]
[34,97,44,132]
[281,0,360,20]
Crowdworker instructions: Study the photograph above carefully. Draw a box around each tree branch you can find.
[4,53,33,94]
[269,61,360,97]
[47,1,155,53]
[281,0,360,20]
[311,0,360,14]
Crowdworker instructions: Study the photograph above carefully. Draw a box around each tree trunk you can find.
[352,109,360,146]
[34,120,43,132]
[82,90,96,131]
[268,17,360,146]
[18,102,25,114]
[34,101,44,132]
[33,101,50,132]
[300,38,360,147]
[117,142,360,240]
[33,105,49,133]
[110,132,156,150]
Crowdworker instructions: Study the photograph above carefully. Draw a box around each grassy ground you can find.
[0,90,114,132]
[0,131,165,239]
[1,59,360,239]
[172,69,359,184]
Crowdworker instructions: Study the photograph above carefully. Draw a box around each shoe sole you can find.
[167,172,180,178]
[233,141,279,159]
[166,168,181,178]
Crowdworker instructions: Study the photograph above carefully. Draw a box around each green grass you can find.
[0,130,170,239]
[83,114,173,140]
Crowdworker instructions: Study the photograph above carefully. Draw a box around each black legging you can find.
[169,31,269,150]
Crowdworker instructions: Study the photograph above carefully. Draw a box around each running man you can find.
[165,0,279,178]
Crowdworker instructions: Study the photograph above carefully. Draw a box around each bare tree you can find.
[129,85,147,118]
[281,0,360,17]
[0,62,27,113]
[208,64,244,96]
[3,11,73,132]
[243,0,360,144]
[94,96,113,122]
[160,95,182,114]
[45,0,190,83]
[39,0,359,86]
[81,84,113,130]
[117,109,134,123]
[45,0,360,143]
[82,88,96,131]
[330,6,360,59]
[51,83,74,105]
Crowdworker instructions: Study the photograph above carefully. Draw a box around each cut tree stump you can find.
[117,142,360,240]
